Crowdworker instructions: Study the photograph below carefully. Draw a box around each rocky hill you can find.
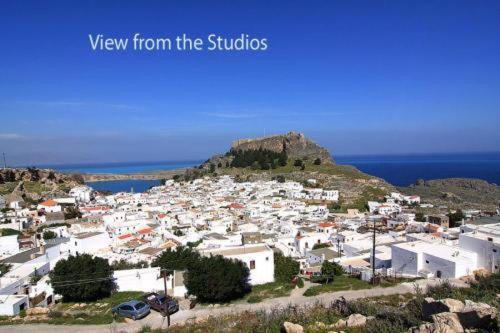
[400,178,500,211]
[181,132,395,210]
[232,131,334,164]
[0,168,84,204]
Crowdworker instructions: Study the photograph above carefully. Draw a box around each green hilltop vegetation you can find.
[169,132,396,213]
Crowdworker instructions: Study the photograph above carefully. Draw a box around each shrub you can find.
[49,254,115,302]
[320,261,344,280]
[293,159,303,167]
[151,247,200,276]
[297,277,304,288]
[185,255,251,303]
[274,253,299,283]
[43,230,57,240]
[313,158,321,165]
[312,242,330,250]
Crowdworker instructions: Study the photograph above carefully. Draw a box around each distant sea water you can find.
[43,160,202,193]
[43,153,500,192]
[44,160,202,174]
[335,152,500,187]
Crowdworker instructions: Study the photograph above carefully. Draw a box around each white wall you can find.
[0,295,28,316]
[459,233,499,272]
[391,245,420,276]
[113,267,171,293]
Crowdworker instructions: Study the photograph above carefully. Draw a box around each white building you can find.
[0,295,28,316]
[200,244,274,285]
[459,223,499,272]
[391,241,477,279]
[67,232,111,255]
[0,235,19,257]
[69,186,93,203]
[37,200,62,213]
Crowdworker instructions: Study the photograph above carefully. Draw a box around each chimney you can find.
[39,245,46,255]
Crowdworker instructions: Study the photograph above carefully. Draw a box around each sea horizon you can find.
[21,151,496,190]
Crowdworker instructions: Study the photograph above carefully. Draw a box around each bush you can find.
[111,259,149,270]
[312,242,330,250]
[151,247,200,276]
[185,255,250,303]
[293,159,303,167]
[49,254,115,302]
[296,277,304,288]
[43,230,57,240]
[274,253,299,283]
[313,158,321,165]
[320,261,344,279]
[0,228,21,236]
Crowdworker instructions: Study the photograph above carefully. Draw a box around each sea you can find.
[42,153,500,193]
[41,160,201,194]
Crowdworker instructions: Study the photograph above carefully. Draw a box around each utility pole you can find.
[372,220,376,285]
[162,270,171,327]
[2,152,6,169]
[336,238,341,259]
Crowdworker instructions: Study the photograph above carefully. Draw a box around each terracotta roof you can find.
[229,203,245,209]
[118,233,132,240]
[158,213,167,219]
[40,199,57,207]
[138,227,153,235]
[318,222,336,228]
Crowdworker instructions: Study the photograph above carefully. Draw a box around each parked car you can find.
[112,300,150,320]
[141,292,179,316]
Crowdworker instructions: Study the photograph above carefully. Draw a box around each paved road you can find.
[0,278,467,333]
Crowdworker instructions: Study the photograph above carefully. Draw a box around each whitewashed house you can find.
[200,244,274,285]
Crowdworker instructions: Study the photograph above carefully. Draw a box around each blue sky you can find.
[1,0,500,165]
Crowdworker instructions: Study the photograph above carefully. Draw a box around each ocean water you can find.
[45,153,500,192]
[86,179,162,193]
[42,160,201,174]
[335,152,500,187]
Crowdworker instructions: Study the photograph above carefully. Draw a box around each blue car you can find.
[112,300,150,321]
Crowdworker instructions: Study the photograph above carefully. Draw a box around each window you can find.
[425,260,429,264]
[249,260,256,269]
[265,257,269,261]
[493,249,497,253]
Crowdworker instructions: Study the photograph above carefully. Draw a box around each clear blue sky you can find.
[1,0,500,165]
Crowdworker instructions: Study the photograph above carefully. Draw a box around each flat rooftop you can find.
[392,241,476,264]
[201,244,271,257]
[74,231,103,239]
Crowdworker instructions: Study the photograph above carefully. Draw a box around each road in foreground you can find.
[0,278,468,333]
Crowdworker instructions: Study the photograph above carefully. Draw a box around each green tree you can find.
[27,167,40,181]
[320,260,344,282]
[4,170,16,182]
[312,242,331,250]
[151,247,200,275]
[49,254,115,302]
[415,212,426,222]
[111,259,149,270]
[0,228,21,236]
[274,252,299,283]
[64,206,82,220]
[0,263,12,277]
[448,210,465,227]
[42,230,57,240]
[184,255,250,303]
[293,159,303,167]
[313,158,322,165]
[0,174,4,184]
[209,163,216,173]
